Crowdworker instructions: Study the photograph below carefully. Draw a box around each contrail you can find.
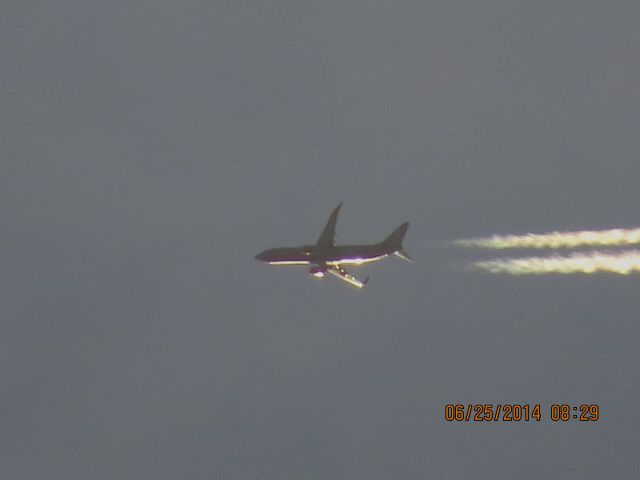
[472,250,640,275]
[455,227,640,249]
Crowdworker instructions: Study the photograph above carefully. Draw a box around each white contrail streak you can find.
[472,250,640,275]
[455,228,640,249]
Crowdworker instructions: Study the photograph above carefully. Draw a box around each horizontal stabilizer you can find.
[395,248,413,262]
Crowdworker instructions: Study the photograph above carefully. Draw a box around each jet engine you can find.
[309,266,326,278]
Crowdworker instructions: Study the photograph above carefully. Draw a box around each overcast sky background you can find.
[3,1,640,478]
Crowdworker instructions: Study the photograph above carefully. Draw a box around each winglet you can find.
[316,202,343,248]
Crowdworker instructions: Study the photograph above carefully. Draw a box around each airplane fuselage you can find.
[254,243,393,266]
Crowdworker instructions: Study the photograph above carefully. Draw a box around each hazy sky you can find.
[3,1,640,478]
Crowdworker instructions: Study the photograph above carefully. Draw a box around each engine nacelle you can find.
[309,266,326,278]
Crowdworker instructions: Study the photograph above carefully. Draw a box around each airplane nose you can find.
[254,252,265,261]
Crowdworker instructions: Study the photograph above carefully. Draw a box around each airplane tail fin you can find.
[382,222,412,262]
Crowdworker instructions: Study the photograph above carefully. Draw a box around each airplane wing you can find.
[316,202,343,248]
[325,264,369,289]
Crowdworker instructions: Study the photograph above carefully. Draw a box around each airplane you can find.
[254,203,411,289]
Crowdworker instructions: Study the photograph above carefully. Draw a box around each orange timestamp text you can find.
[444,404,600,422]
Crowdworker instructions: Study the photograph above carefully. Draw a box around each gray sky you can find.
[3,1,640,478]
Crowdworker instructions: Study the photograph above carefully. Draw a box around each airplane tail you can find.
[382,222,412,261]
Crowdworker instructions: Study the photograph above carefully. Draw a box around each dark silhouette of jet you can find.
[255,203,411,289]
